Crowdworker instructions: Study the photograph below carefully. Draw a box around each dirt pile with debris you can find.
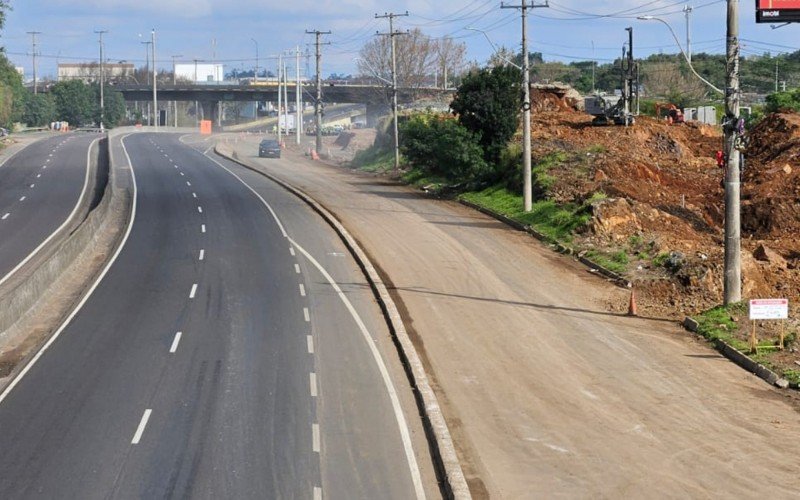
[526,106,800,320]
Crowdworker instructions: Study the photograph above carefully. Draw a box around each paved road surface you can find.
[223,137,800,498]
[0,132,435,499]
[0,133,97,283]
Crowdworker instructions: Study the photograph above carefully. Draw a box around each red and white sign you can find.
[749,299,789,320]
[758,0,800,8]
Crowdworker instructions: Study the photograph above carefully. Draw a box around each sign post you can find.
[748,299,789,352]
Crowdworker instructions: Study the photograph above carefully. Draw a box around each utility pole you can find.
[501,1,549,212]
[306,30,331,156]
[152,29,158,130]
[283,59,289,141]
[277,54,283,144]
[141,41,152,125]
[775,59,779,93]
[251,39,259,83]
[684,4,693,63]
[27,31,41,95]
[295,46,302,144]
[375,12,408,173]
[591,40,596,93]
[172,54,182,127]
[723,0,741,304]
[95,30,108,131]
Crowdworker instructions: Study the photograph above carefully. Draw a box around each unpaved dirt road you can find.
[223,136,800,499]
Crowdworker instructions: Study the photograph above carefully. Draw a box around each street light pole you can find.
[684,4,693,64]
[152,29,158,130]
[95,30,108,131]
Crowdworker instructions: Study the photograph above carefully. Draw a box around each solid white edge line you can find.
[197,147,425,498]
[310,372,317,397]
[291,238,426,500]
[169,331,182,353]
[0,133,138,406]
[0,138,100,289]
[131,409,152,444]
[312,423,320,453]
[307,335,314,354]
[189,283,198,299]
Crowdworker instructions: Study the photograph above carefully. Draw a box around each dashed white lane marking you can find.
[45,159,50,163]
[289,246,296,257]
[290,238,426,499]
[312,423,320,453]
[19,196,25,202]
[174,165,178,169]
[310,373,317,397]
[313,487,322,500]
[307,335,314,354]
[192,192,197,198]
[169,332,182,353]
[186,181,191,187]
[299,284,306,297]
[36,174,41,178]
[180,172,185,176]
[189,283,198,299]
[294,264,301,274]
[199,249,205,261]
[131,409,152,444]
[42,165,47,169]
[201,224,206,233]
[303,307,310,322]
[197,206,203,214]
[29,184,34,188]
[1,213,9,220]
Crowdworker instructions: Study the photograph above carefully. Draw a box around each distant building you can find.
[174,63,224,83]
[15,67,23,77]
[58,62,135,83]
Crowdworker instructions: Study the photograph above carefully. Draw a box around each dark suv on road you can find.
[258,139,281,158]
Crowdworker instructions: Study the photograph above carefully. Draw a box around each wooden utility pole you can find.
[376,12,408,173]
[724,0,741,304]
[306,30,330,157]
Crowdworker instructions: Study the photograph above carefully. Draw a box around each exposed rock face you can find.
[590,198,641,239]
[753,243,788,268]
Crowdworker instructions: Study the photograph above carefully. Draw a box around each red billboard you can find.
[757,0,800,22]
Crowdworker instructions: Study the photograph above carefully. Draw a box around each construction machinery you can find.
[655,102,685,124]
[586,27,638,126]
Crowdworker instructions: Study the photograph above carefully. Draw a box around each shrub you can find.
[400,112,488,184]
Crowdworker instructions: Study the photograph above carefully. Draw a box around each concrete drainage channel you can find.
[0,129,135,391]
[214,142,472,500]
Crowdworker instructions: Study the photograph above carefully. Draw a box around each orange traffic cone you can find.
[628,289,638,317]
[311,149,319,160]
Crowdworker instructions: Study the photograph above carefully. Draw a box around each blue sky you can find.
[2,1,798,81]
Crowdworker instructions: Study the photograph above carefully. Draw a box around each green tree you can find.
[400,112,488,183]
[22,93,56,127]
[450,65,522,165]
[92,85,126,127]
[51,80,96,126]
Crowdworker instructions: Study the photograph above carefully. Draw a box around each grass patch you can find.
[693,303,749,352]
[401,168,450,189]
[460,185,590,243]
[652,252,670,268]
[584,250,628,274]
[783,369,800,387]
[351,145,396,173]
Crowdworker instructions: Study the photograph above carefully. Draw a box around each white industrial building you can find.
[58,62,135,83]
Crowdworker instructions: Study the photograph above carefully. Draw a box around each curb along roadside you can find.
[457,199,632,288]
[682,316,790,389]
[0,129,135,394]
[214,142,472,500]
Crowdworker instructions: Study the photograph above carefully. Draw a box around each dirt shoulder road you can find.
[224,136,800,498]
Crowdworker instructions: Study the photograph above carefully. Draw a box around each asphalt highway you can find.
[0,133,97,284]
[0,132,432,499]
